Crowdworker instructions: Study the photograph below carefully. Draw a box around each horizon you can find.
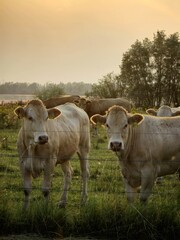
[1,0,180,84]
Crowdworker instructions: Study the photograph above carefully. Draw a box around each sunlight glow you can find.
[138,0,180,21]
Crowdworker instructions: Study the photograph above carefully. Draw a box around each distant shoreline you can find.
[0,94,35,103]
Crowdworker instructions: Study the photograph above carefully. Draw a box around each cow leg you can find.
[92,124,98,136]
[140,167,155,203]
[23,170,32,210]
[58,161,73,207]
[42,161,54,204]
[77,151,90,205]
[124,178,138,203]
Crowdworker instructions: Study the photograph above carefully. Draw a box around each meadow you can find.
[0,125,180,239]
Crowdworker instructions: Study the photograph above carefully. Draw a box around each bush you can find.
[35,83,65,100]
[0,104,21,129]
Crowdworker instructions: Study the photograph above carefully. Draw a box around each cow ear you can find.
[14,107,25,119]
[128,114,144,126]
[146,108,157,116]
[172,111,180,116]
[48,108,61,119]
[90,114,106,125]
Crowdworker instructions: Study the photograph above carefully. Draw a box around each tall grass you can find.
[0,128,180,239]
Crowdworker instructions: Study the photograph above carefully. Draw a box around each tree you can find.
[150,31,167,106]
[0,82,41,94]
[87,72,125,98]
[163,33,180,105]
[120,39,154,108]
[120,31,180,108]
[35,83,65,100]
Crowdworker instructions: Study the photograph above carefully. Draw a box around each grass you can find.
[0,128,180,239]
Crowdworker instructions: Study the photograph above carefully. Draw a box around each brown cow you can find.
[75,97,132,135]
[75,97,131,117]
[14,99,90,209]
[43,95,80,108]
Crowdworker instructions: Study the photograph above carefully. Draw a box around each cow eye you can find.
[28,116,33,121]
[106,123,110,129]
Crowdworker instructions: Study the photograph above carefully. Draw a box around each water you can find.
[0,94,35,103]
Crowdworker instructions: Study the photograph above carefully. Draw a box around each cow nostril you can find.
[110,141,122,151]
[39,135,48,143]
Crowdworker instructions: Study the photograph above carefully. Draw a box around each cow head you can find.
[14,99,61,145]
[74,98,91,112]
[90,105,143,152]
[146,105,180,117]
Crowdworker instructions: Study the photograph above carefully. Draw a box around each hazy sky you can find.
[1,0,180,84]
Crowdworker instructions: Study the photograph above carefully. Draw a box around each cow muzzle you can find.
[38,135,49,144]
[110,141,123,152]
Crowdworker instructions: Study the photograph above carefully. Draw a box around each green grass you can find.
[0,128,180,239]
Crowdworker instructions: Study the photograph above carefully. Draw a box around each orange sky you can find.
[0,0,180,84]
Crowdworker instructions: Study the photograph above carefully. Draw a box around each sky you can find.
[0,0,180,85]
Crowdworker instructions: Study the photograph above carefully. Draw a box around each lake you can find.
[0,94,35,103]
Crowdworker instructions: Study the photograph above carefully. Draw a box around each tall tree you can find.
[163,33,180,105]
[120,31,180,108]
[151,31,167,106]
[120,39,153,107]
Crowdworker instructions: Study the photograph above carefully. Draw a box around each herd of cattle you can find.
[14,95,180,209]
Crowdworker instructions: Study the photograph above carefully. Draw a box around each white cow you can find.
[14,99,90,209]
[147,105,180,183]
[146,105,180,117]
[90,105,180,203]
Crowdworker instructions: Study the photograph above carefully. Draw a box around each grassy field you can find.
[0,127,180,239]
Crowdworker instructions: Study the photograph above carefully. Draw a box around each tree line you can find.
[0,82,92,99]
[89,31,180,108]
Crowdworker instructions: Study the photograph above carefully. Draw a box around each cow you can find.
[146,105,180,117]
[75,97,131,117]
[146,105,180,183]
[14,99,90,209]
[43,95,80,109]
[90,105,180,203]
[75,97,132,135]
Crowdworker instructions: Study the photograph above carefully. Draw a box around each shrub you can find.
[0,104,20,129]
